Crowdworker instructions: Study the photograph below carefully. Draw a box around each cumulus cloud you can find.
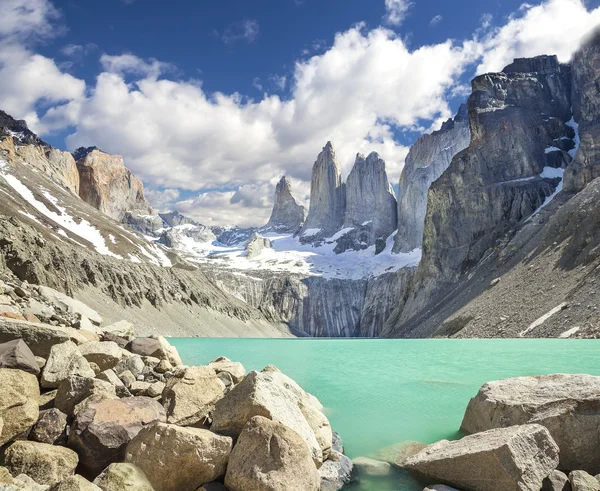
[2,0,62,41]
[2,0,600,226]
[384,0,413,26]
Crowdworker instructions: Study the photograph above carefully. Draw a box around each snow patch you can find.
[544,146,561,154]
[326,227,354,242]
[566,117,580,159]
[559,326,580,338]
[519,302,567,337]
[108,234,117,244]
[302,228,321,238]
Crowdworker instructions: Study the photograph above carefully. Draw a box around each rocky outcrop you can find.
[300,142,346,241]
[75,148,153,220]
[564,29,600,192]
[403,424,560,491]
[0,110,46,146]
[244,232,271,259]
[159,211,197,228]
[339,152,397,252]
[265,176,305,233]
[394,105,470,253]
[461,374,600,474]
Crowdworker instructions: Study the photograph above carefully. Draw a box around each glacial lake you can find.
[170,338,600,490]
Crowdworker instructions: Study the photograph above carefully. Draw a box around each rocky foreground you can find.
[0,276,355,490]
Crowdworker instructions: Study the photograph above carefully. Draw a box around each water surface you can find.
[170,338,600,490]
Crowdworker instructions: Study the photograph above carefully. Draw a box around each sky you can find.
[1,0,600,226]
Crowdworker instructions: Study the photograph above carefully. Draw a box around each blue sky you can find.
[2,0,600,225]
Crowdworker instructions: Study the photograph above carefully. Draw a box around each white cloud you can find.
[2,0,61,41]
[477,0,600,73]
[144,188,180,211]
[430,15,443,26]
[220,20,260,45]
[100,53,174,78]
[384,0,413,26]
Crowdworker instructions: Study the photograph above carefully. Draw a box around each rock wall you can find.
[300,142,346,240]
[75,148,153,220]
[393,105,470,253]
[265,176,305,233]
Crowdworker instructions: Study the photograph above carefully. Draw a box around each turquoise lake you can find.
[170,338,600,490]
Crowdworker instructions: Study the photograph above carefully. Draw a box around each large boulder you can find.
[403,424,559,491]
[69,396,166,477]
[93,463,154,491]
[55,376,117,415]
[150,336,182,366]
[102,321,134,339]
[0,339,40,374]
[224,415,320,491]
[542,470,572,491]
[38,286,102,325]
[4,441,79,486]
[162,366,224,426]
[0,368,39,446]
[211,370,324,466]
[125,422,232,491]
[49,475,102,491]
[208,357,245,384]
[113,355,145,378]
[30,408,68,445]
[461,374,600,473]
[125,338,163,358]
[569,471,600,491]
[0,317,89,357]
[319,451,358,491]
[352,457,390,477]
[41,341,95,389]
[78,342,122,372]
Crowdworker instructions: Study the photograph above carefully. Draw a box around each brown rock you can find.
[30,408,68,445]
[125,338,163,358]
[0,368,39,446]
[49,475,102,491]
[224,416,320,491]
[78,342,122,372]
[55,376,117,415]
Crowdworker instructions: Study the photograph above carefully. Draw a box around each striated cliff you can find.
[393,104,470,253]
[75,147,153,220]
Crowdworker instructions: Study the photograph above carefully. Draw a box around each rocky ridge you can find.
[0,287,355,491]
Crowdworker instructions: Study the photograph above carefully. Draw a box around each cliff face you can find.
[300,142,346,240]
[385,54,577,333]
[393,105,470,253]
[265,176,305,233]
[342,152,397,249]
[564,29,600,192]
[75,148,153,220]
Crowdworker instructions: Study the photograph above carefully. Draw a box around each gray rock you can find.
[96,369,125,388]
[102,320,135,339]
[569,471,600,491]
[30,408,67,445]
[196,484,228,491]
[38,287,102,326]
[244,233,271,260]
[49,475,101,491]
[352,457,390,477]
[394,104,470,253]
[41,341,95,389]
[69,396,166,477]
[93,463,154,491]
[542,470,572,491]
[0,339,40,374]
[113,354,145,378]
[224,416,320,491]
[461,374,600,474]
[0,368,39,446]
[13,474,49,491]
[78,342,122,372]
[125,338,163,358]
[319,451,358,491]
[208,357,246,384]
[264,176,305,233]
[55,376,117,415]
[125,423,232,491]
[300,142,346,241]
[403,424,559,491]
[343,152,397,250]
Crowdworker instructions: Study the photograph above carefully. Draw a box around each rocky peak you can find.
[393,104,471,253]
[159,211,198,228]
[564,28,600,192]
[502,55,564,75]
[265,176,305,233]
[71,146,101,162]
[0,110,46,147]
[245,232,272,259]
[341,151,397,249]
[75,148,153,220]
[300,142,346,241]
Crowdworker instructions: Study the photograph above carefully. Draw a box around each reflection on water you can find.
[171,338,600,491]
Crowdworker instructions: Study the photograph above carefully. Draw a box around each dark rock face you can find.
[386,55,576,331]
[0,110,47,146]
[393,105,470,253]
[341,152,397,251]
[300,142,346,241]
[265,176,306,233]
[0,339,40,374]
[564,29,600,192]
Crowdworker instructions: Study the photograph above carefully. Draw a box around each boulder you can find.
[39,390,57,411]
[49,475,102,491]
[102,321,134,339]
[96,369,125,389]
[403,424,559,491]
[0,339,40,374]
[30,408,68,445]
[129,381,150,396]
[224,416,320,491]
[208,357,245,384]
[0,317,89,357]
[332,431,344,453]
[69,396,166,477]
[99,333,128,349]
[55,376,117,415]
[4,441,78,486]
[13,473,48,491]
[38,287,102,326]
[211,370,323,466]
[196,484,228,491]
[543,470,572,491]
[352,457,390,477]
[162,366,224,426]
[118,370,136,388]
[78,342,122,372]
[0,467,14,484]
[125,423,232,491]
[319,451,358,491]
[93,463,154,491]
[150,336,182,366]
[569,471,600,491]
[125,338,163,358]
[461,374,600,473]
[300,398,332,460]
[0,368,39,446]
[113,355,145,378]
[372,440,428,467]
[41,341,95,389]
[146,381,164,398]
